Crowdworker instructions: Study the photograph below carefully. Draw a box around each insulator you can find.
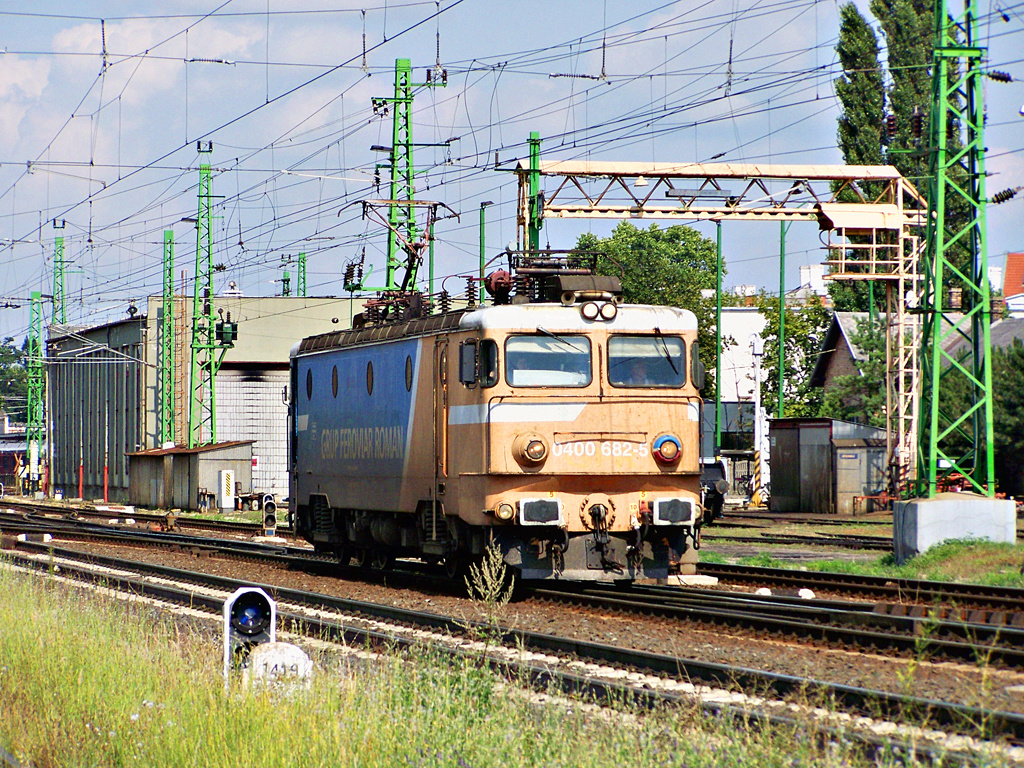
[991,187,1021,204]
[910,107,923,138]
[438,291,451,314]
[344,264,355,285]
[466,277,476,307]
[425,69,432,82]
[442,69,448,84]
[884,113,897,140]
[988,70,1013,83]
[514,274,532,302]
[366,305,380,324]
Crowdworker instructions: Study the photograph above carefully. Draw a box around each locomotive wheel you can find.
[335,545,352,566]
[370,549,394,571]
[443,555,466,581]
[351,548,369,568]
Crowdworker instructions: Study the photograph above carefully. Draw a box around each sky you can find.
[0,0,1022,342]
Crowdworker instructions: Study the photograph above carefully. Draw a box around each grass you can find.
[704,539,1024,588]
[0,562,954,768]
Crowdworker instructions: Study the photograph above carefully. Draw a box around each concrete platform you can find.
[893,492,1016,564]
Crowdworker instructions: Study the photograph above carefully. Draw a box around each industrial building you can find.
[46,295,356,505]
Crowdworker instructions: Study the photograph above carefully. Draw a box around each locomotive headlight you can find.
[494,502,516,521]
[580,301,600,321]
[599,302,618,321]
[513,432,549,465]
[652,434,682,464]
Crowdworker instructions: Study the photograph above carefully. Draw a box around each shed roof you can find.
[126,440,253,457]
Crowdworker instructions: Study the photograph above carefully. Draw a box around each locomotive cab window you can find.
[608,335,686,388]
[480,339,499,387]
[505,334,591,387]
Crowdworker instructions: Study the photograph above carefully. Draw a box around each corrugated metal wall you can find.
[216,368,288,495]
[48,320,145,501]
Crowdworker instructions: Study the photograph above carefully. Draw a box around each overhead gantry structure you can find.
[515,148,929,492]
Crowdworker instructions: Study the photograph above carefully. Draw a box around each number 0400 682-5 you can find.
[551,441,648,458]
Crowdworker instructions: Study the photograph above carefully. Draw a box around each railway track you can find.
[698,561,1024,614]
[8,510,1024,681]
[4,540,1022,762]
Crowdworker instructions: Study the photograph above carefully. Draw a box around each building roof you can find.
[809,312,870,388]
[1004,253,1024,297]
[945,316,1024,358]
[126,440,254,457]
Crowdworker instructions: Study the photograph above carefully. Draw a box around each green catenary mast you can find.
[373,58,446,290]
[187,142,233,447]
[297,251,307,297]
[26,290,45,490]
[158,230,175,446]
[917,0,994,496]
[52,221,66,326]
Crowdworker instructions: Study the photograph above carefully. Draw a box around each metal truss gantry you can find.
[515,154,928,490]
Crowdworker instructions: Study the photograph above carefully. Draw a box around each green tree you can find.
[940,338,1024,496]
[0,337,28,423]
[830,2,886,313]
[830,0,970,311]
[756,294,831,418]
[818,316,888,426]
[576,222,724,395]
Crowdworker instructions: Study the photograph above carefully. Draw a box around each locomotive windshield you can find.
[505,334,592,387]
[608,334,687,388]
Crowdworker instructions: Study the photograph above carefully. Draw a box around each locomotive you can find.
[289,256,707,582]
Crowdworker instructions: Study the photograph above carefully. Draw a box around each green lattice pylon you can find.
[158,230,175,446]
[52,222,66,325]
[297,252,307,297]
[26,290,45,488]
[917,0,994,497]
[373,58,446,290]
[187,142,230,448]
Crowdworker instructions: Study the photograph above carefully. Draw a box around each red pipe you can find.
[103,464,108,503]
[78,463,84,500]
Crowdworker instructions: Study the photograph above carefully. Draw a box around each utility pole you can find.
[187,142,233,448]
[714,221,723,455]
[158,230,175,447]
[777,221,788,418]
[373,58,447,291]
[26,291,45,492]
[297,252,307,297]
[918,0,994,496]
[52,220,66,326]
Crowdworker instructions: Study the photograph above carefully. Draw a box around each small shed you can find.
[769,418,886,515]
[127,441,253,511]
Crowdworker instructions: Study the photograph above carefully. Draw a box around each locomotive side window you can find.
[306,368,313,400]
[607,335,686,388]
[505,334,591,387]
[458,340,478,387]
[480,340,499,388]
[691,341,706,389]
